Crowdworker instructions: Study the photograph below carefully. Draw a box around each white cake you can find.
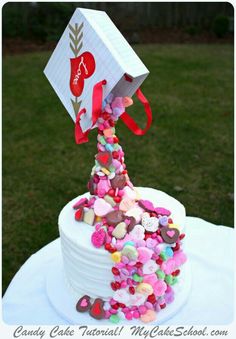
[59,187,186,302]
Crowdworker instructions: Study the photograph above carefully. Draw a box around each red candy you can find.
[129,286,135,295]
[108,189,115,197]
[112,267,120,276]
[114,196,121,203]
[179,233,185,240]
[111,282,117,291]
[147,294,156,304]
[160,303,166,309]
[156,258,163,265]
[112,151,119,159]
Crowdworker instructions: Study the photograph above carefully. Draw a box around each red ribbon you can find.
[75,79,107,144]
[120,88,152,136]
[75,81,152,144]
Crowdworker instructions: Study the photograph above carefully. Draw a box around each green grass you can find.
[2,44,234,293]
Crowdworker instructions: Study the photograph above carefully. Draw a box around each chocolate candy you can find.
[126,216,136,233]
[88,177,95,195]
[106,210,124,225]
[76,295,91,312]
[89,298,105,320]
[161,227,180,244]
[110,174,126,189]
[96,151,112,168]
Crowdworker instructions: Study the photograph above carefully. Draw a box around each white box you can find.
[44,8,149,132]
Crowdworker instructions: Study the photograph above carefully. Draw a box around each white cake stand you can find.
[46,256,192,325]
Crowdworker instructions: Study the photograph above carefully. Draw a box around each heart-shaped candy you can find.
[140,309,156,323]
[136,283,153,296]
[119,198,135,212]
[112,222,127,239]
[73,197,88,210]
[75,207,84,221]
[106,210,124,225]
[138,199,155,212]
[110,174,126,189]
[121,245,138,260]
[83,209,95,226]
[137,247,153,264]
[89,298,105,320]
[104,194,116,207]
[125,206,143,223]
[96,151,112,168]
[126,216,137,233]
[141,212,159,233]
[161,227,180,244]
[113,289,130,304]
[129,224,145,241]
[123,186,137,200]
[154,207,171,216]
[123,96,133,107]
[94,198,113,217]
[76,295,91,312]
[130,292,146,306]
[142,259,158,275]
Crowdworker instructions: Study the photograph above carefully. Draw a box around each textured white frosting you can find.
[58,187,186,301]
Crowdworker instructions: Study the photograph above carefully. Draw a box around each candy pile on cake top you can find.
[71,95,187,323]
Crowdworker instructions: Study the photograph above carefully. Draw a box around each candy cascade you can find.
[73,95,187,323]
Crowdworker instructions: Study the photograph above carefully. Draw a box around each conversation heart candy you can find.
[123,186,137,200]
[142,259,158,275]
[140,309,156,323]
[112,222,127,239]
[153,280,167,296]
[83,209,95,225]
[125,206,143,223]
[104,194,116,207]
[119,198,135,212]
[138,199,155,212]
[159,215,169,226]
[143,273,158,286]
[94,198,113,217]
[113,289,130,304]
[130,292,146,306]
[129,224,145,241]
[73,197,88,210]
[123,96,133,107]
[142,212,159,232]
[121,245,138,260]
[137,247,153,264]
[136,283,153,296]
[154,207,171,216]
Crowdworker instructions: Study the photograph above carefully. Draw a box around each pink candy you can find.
[153,280,167,296]
[137,247,153,264]
[138,305,147,315]
[161,258,176,274]
[91,229,106,248]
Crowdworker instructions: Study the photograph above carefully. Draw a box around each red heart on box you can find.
[70,51,96,97]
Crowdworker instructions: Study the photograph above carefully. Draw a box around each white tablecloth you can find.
[2,217,234,325]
